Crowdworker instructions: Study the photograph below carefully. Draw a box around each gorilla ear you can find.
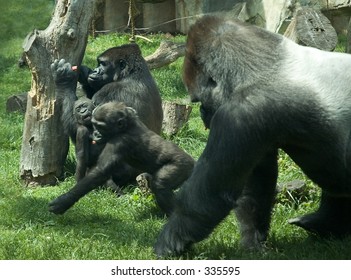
[126,106,137,116]
[119,59,126,70]
[112,59,127,81]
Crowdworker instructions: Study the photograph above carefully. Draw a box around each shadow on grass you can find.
[3,193,161,250]
[4,191,351,260]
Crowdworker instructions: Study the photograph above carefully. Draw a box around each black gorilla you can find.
[51,43,163,187]
[73,97,101,181]
[48,102,195,216]
[155,15,351,256]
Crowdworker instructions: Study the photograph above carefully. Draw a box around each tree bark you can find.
[162,101,192,136]
[20,0,96,186]
[284,8,337,51]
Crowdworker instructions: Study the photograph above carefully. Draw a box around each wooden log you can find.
[145,40,185,70]
[162,101,192,136]
[6,93,28,113]
[19,0,95,186]
[284,8,337,51]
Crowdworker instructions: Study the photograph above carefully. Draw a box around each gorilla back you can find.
[155,15,351,257]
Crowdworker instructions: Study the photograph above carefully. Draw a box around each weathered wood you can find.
[284,8,337,51]
[276,180,305,193]
[162,101,192,136]
[6,93,28,113]
[20,0,96,186]
[145,40,185,70]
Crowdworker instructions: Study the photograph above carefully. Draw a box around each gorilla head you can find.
[91,102,137,141]
[87,44,142,92]
[74,97,95,127]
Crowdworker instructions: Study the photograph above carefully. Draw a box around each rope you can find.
[128,0,137,43]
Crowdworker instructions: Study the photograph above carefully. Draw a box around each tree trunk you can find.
[20,0,95,186]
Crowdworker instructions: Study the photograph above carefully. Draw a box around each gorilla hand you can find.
[51,59,77,90]
[48,192,78,215]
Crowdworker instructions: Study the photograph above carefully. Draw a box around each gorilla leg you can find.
[234,150,278,249]
[154,168,234,256]
[111,163,140,188]
[152,162,193,216]
[155,103,279,257]
[289,192,351,237]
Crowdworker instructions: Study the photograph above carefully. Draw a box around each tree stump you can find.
[162,101,192,136]
[284,8,337,51]
[6,93,28,113]
[20,0,95,186]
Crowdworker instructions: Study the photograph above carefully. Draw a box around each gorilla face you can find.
[74,97,95,127]
[183,60,221,128]
[87,55,127,91]
[183,45,225,129]
[92,102,136,141]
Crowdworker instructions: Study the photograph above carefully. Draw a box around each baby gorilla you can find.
[49,102,195,216]
[73,97,100,181]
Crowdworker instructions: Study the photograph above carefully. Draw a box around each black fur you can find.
[73,97,102,181]
[48,102,195,216]
[51,43,163,187]
[155,15,351,257]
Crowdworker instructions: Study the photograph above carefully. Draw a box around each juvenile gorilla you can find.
[51,43,163,187]
[155,15,351,256]
[49,102,195,216]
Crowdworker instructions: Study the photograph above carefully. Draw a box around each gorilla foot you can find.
[154,227,190,258]
[240,230,268,250]
[288,213,351,237]
[48,193,77,215]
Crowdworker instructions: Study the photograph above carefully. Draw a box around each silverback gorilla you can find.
[51,43,163,187]
[48,102,195,216]
[155,15,351,256]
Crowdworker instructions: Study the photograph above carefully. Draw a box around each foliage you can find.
[0,1,350,260]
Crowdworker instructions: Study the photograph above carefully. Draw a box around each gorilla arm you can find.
[51,59,79,142]
[48,142,121,214]
[74,125,91,181]
[77,65,95,99]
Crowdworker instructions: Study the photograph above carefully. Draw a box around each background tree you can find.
[20,0,96,186]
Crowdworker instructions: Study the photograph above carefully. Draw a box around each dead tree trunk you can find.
[145,40,185,70]
[20,0,95,186]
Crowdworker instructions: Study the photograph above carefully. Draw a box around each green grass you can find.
[1,1,351,260]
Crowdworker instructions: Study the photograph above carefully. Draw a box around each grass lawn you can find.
[0,1,350,260]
